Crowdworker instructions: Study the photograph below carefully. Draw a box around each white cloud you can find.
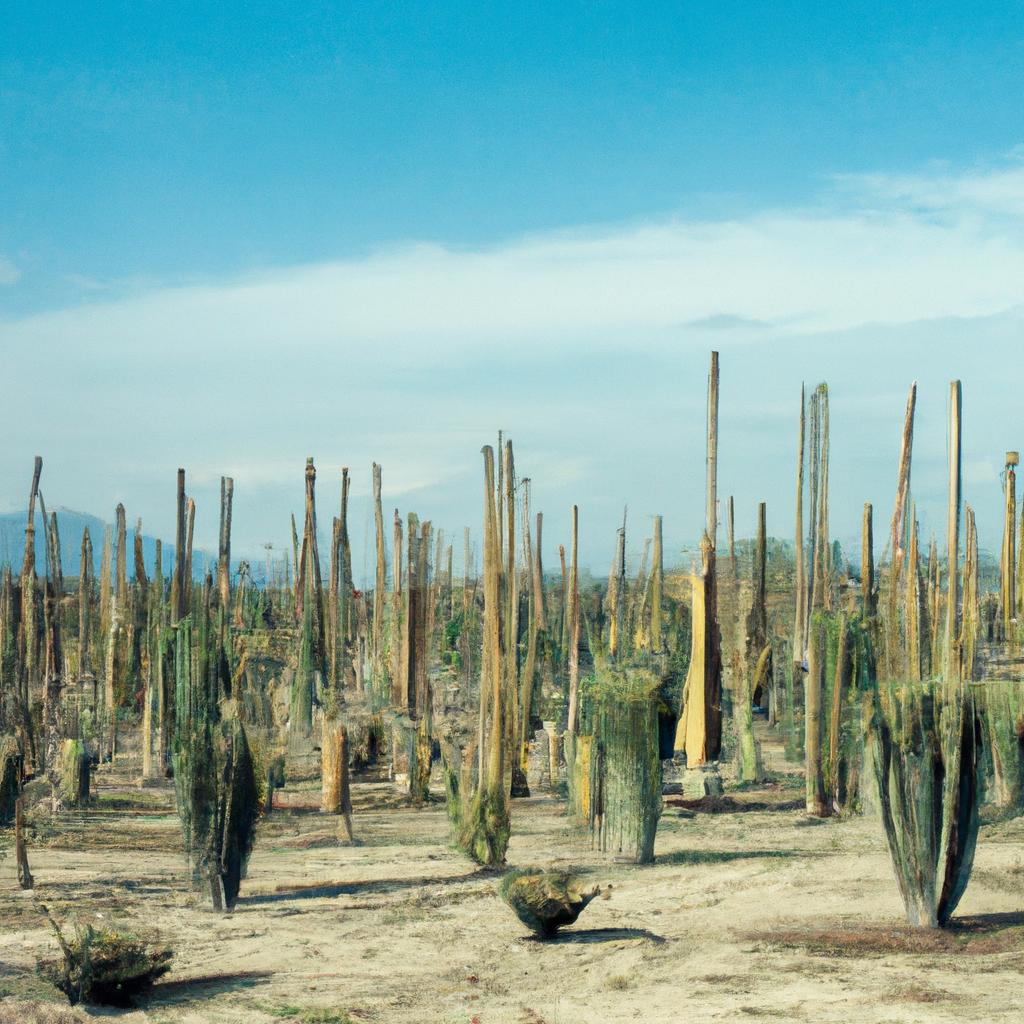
[6,158,1024,362]
[841,159,1024,220]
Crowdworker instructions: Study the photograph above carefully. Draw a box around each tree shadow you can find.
[743,911,1024,958]
[656,848,796,866]
[665,795,805,814]
[241,866,495,906]
[527,927,665,945]
[947,910,1024,933]
[146,970,274,1005]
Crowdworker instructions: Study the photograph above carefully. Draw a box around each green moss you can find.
[458,780,510,866]
[58,739,89,807]
[588,665,662,863]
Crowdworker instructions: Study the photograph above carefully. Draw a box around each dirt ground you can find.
[2,729,1023,1024]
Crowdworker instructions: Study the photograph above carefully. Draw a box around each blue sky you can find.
[2,3,1024,575]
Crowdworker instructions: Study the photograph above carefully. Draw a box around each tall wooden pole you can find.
[706,351,719,547]
[218,478,233,614]
[372,463,386,692]
[793,386,807,666]
[945,381,962,682]
[890,383,918,582]
[78,529,93,681]
[861,503,875,618]
[651,515,664,653]
[679,351,723,765]
[566,505,580,735]
[727,495,735,576]
[1002,453,1018,635]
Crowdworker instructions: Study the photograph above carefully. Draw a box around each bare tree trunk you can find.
[337,725,354,844]
[861,503,875,617]
[946,381,962,682]
[78,529,93,681]
[706,351,719,547]
[566,506,580,735]
[793,386,807,667]
[372,463,387,692]
[890,383,918,581]
[1002,454,1017,636]
[172,468,188,623]
[651,515,664,654]
[804,613,828,816]
[218,478,233,614]
[678,352,723,766]
[18,457,43,772]
[16,796,33,890]
[185,498,196,612]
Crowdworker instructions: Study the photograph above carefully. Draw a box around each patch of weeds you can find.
[888,984,956,1004]
[380,906,428,926]
[606,975,631,991]
[792,816,827,828]
[657,848,795,866]
[743,914,1024,958]
[267,1007,354,1023]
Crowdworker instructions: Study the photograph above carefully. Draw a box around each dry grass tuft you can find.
[0,999,86,1024]
[887,984,957,1004]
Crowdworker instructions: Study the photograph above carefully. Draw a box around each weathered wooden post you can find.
[566,506,581,736]
[1002,452,1018,636]
[292,459,325,746]
[16,795,33,889]
[946,381,962,682]
[502,440,519,786]
[803,384,834,816]
[217,478,233,616]
[41,507,65,801]
[78,529,93,686]
[19,457,43,772]
[861,504,875,618]
[371,463,387,700]
[514,481,538,798]
[676,351,723,771]
[649,515,664,657]
[172,469,188,624]
[736,502,767,783]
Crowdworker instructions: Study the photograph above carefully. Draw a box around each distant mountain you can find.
[0,508,214,581]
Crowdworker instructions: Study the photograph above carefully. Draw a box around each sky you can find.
[2,2,1024,580]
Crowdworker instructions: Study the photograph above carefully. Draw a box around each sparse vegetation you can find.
[1,359,1023,1020]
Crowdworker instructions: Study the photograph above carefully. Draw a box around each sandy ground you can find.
[2,731,1024,1024]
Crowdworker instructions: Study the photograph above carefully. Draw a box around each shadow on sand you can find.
[527,927,666,945]
[241,866,497,906]
[655,848,797,866]
[147,970,274,1005]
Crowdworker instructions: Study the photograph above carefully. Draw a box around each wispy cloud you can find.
[839,155,1024,219]
[7,159,1024,354]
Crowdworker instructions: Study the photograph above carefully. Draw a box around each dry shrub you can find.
[36,907,172,1007]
